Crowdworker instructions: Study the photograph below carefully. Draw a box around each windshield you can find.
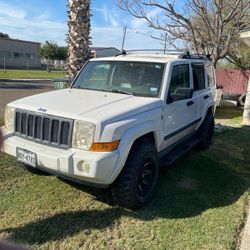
[72,61,165,97]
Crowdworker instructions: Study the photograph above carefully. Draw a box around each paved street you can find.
[0,80,53,118]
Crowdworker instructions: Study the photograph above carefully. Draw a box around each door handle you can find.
[204,95,209,99]
[186,101,194,106]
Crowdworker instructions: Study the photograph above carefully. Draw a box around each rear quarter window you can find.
[205,64,215,87]
[192,64,205,91]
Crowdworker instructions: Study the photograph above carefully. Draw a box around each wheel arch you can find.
[198,105,215,130]
[206,105,214,116]
[131,132,156,149]
[108,121,159,184]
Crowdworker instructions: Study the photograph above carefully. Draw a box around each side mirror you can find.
[167,88,193,103]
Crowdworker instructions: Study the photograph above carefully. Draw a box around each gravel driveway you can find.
[0,81,52,119]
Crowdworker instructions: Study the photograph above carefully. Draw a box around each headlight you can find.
[72,121,95,150]
[4,106,15,132]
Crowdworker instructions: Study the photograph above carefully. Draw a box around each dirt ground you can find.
[0,86,52,119]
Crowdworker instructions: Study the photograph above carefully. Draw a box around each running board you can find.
[160,137,201,166]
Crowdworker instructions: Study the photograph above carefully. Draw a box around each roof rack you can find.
[127,49,180,53]
[178,51,212,60]
[115,49,183,56]
[115,49,212,60]
[115,50,127,56]
[116,49,181,55]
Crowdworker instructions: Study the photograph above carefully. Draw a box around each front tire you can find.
[111,140,159,210]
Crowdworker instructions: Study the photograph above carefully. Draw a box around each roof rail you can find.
[114,49,212,61]
[115,49,183,55]
[126,49,180,53]
[179,52,212,60]
[115,50,127,56]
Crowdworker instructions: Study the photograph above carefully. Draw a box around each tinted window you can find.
[193,64,205,90]
[13,52,24,58]
[169,64,190,94]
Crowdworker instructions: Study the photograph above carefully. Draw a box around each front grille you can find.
[15,109,73,149]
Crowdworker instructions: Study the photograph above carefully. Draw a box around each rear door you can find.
[192,63,212,119]
[162,62,198,150]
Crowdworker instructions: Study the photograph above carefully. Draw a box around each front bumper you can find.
[2,127,119,186]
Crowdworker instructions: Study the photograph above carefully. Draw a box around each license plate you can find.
[16,148,37,167]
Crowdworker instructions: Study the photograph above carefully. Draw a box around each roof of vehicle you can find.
[90,50,212,64]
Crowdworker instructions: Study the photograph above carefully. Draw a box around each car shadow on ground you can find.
[1,126,250,245]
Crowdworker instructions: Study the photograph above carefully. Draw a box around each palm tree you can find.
[67,0,91,79]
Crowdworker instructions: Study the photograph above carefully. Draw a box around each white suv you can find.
[2,52,216,209]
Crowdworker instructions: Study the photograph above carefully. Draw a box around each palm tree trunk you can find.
[243,78,250,125]
[67,0,91,79]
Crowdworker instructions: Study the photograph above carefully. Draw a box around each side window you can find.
[168,64,191,102]
[169,64,190,93]
[193,64,205,91]
[205,64,215,86]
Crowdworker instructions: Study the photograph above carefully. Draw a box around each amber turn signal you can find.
[90,140,120,152]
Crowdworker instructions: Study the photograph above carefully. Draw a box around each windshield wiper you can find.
[110,89,134,95]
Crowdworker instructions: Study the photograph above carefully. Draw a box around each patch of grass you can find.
[0,113,249,249]
[0,70,66,79]
[215,106,243,120]
[229,116,243,125]
[215,107,244,126]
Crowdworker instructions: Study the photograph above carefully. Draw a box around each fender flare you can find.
[107,120,159,184]
[199,105,215,128]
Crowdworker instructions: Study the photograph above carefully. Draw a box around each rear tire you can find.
[111,140,159,210]
[198,112,215,150]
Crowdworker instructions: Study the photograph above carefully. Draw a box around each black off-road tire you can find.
[198,112,215,150]
[111,140,159,210]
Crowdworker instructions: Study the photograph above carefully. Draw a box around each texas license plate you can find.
[16,148,37,167]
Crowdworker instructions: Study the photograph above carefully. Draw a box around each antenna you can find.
[120,25,127,52]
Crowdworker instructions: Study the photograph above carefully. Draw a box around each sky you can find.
[0,0,165,50]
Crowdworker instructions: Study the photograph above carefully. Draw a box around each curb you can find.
[240,198,250,250]
[0,79,52,84]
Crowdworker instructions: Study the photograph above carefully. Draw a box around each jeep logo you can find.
[37,108,47,112]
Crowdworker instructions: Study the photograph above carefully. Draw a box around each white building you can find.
[0,37,41,69]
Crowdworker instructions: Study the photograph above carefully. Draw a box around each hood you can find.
[9,88,162,123]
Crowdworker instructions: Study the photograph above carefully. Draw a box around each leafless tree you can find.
[118,0,250,67]
[226,39,250,71]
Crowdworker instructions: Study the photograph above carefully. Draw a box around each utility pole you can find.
[3,54,6,71]
[121,25,127,52]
